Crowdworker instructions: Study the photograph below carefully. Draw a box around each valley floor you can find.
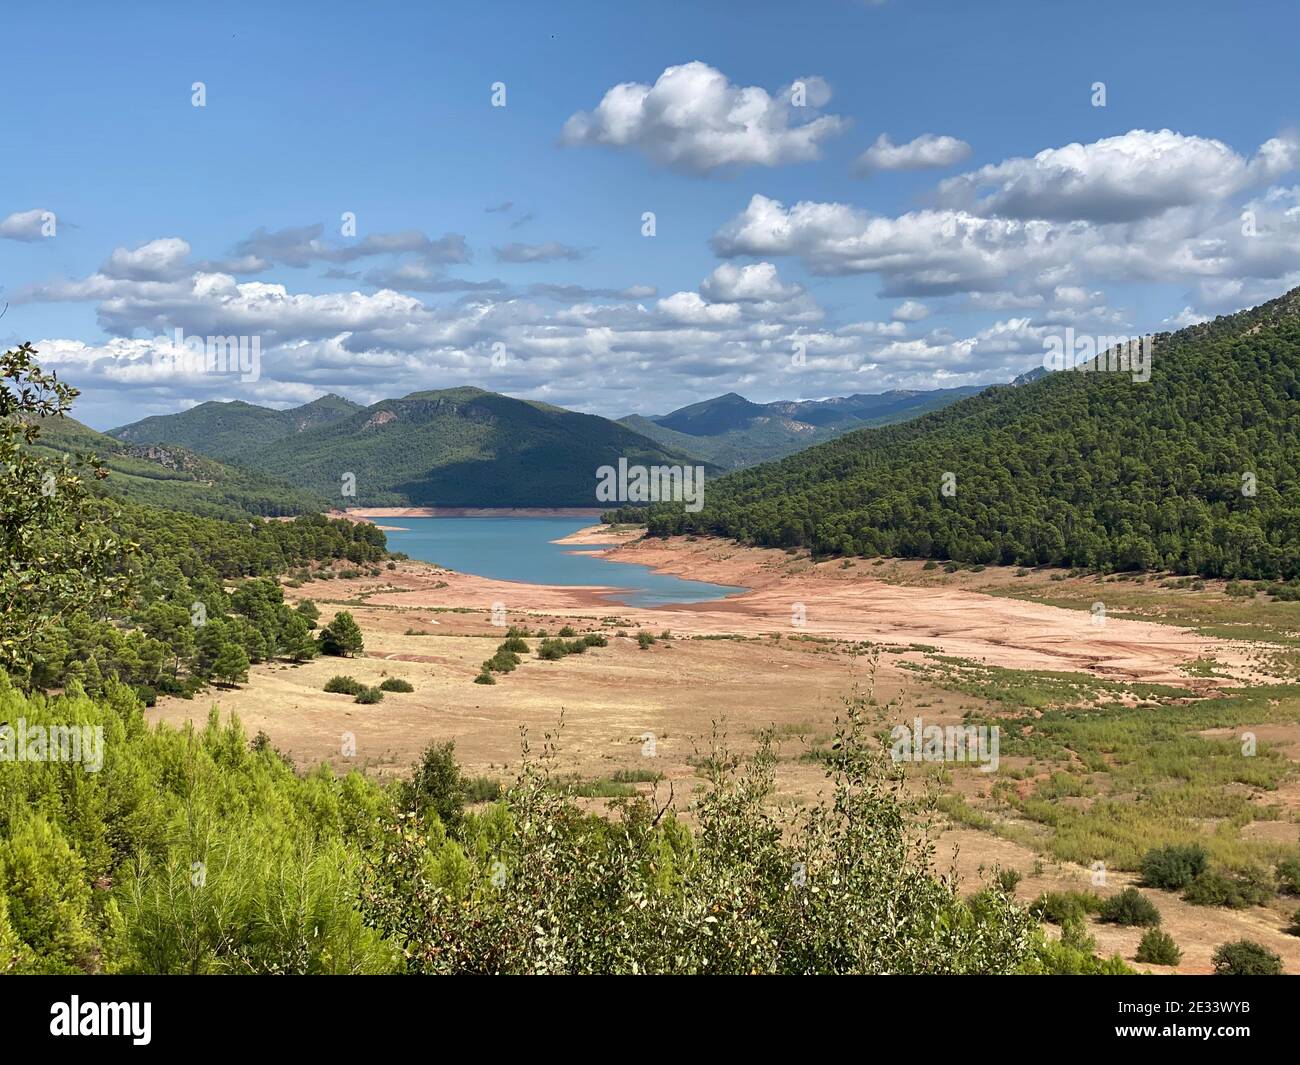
[145,529,1300,975]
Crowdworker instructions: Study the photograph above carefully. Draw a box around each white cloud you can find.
[560,61,848,173]
[494,241,587,263]
[891,299,929,321]
[0,208,55,241]
[700,262,802,302]
[102,237,193,281]
[938,129,1300,222]
[855,133,971,174]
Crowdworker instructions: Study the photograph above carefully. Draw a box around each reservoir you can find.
[381,517,747,608]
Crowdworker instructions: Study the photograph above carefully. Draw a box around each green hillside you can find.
[110,394,362,461]
[616,288,1300,580]
[216,387,707,507]
[29,415,330,519]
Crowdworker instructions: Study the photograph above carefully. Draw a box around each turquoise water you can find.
[382,517,747,608]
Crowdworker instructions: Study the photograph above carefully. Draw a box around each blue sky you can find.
[5,0,1300,428]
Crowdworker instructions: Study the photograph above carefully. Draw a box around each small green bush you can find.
[1275,857,1300,896]
[636,631,656,650]
[1099,887,1161,927]
[473,671,496,685]
[354,686,384,704]
[1140,844,1209,890]
[1135,928,1182,966]
[558,625,577,637]
[1211,940,1283,975]
[324,675,363,695]
[1030,890,1103,925]
[378,677,414,693]
[1183,866,1273,909]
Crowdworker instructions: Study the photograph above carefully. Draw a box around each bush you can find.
[473,671,495,685]
[319,611,364,657]
[354,686,384,704]
[1288,908,1300,936]
[1183,866,1273,909]
[557,625,577,637]
[1275,857,1300,896]
[636,630,656,650]
[1029,890,1103,925]
[378,677,414,693]
[1211,940,1284,975]
[1135,928,1182,966]
[1140,844,1208,890]
[1099,888,1161,927]
[995,869,1022,895]
[324,675,363,695]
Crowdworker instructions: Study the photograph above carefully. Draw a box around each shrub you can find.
[1099,888,1161,927]
[399,740,465,831]
[582,633,607,648]
[473,671,496,684]
[1211,940,1284,976]
[636,631,656,650]
[1275,857,1300,896]
[378,677,413,693]
[1183,866,1273,909]
[1140,844,1208,890]
[354,686,383,704]
[324,675,363,695]
[1135,928,1182,966]
[995,869,1022,895]
[1288,908,1300,936]
[557,625,577,637]
[1029,890,1103,925]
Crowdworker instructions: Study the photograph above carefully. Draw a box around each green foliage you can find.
[1211,939,1284,975]
[1030,890,1104,925]
[1,343,131,673]
[1182,866,1274,909]
[378,677,414,693]
[1141,844,1210,890]
[1135,928,1182,965]
[399,741,466,833]
[361,703,1039,974]
[319,612,364,657]
[324,676,364,696]
[354,686,384,705]
[1099,887,1161,927]
[0,676,396,973]
[636,630,656,650]
[624,290,1300,579]
[473,671,496,685]
[1275,857,1300,895]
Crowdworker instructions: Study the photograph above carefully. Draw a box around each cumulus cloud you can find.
[560,61,848,173]
[700,262,802,302]
[0,208,56,241]
[855,133,971,174]
[101,238,193,281]
[891,299,929,321]
[938,129,1300,222]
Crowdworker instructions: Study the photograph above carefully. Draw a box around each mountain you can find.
[622,288,1300,580]
[621,385,985,470]
[117,387,707,507]
[111,394,362,462]
[28,415,330,519]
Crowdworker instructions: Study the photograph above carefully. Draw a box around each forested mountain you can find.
[28,414,330,519]
[613,288,1300,580]
[206,387,708,507]
[110,394,362,462]
[621,386,985,470]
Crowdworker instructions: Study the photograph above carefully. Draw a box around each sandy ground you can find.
[360,528,1253,687]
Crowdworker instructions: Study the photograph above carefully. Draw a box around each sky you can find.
[4,0,1300,429]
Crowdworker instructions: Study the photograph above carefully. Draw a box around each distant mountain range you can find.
[621,387,985,469]
[106,381,999,508]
